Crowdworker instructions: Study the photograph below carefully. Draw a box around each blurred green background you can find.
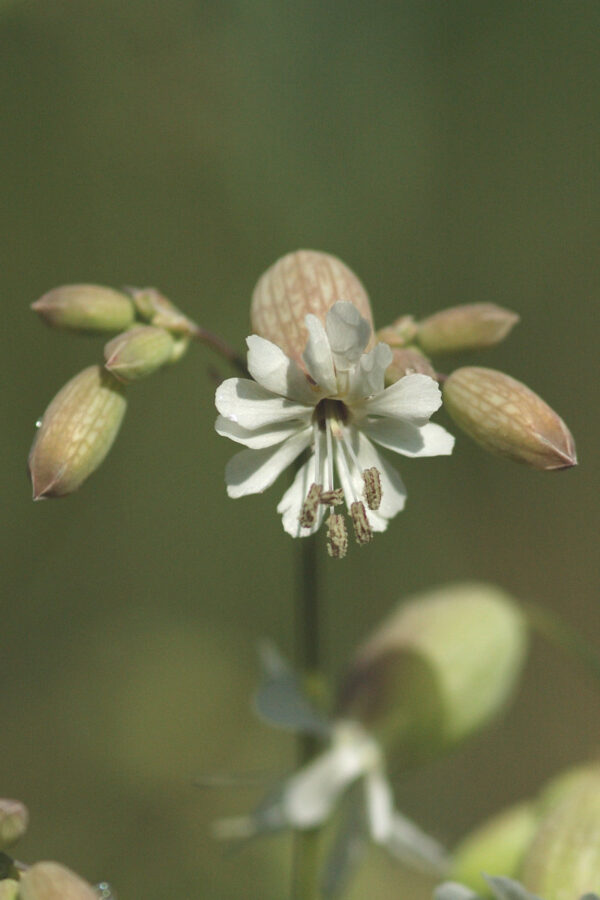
[1,1,598,897]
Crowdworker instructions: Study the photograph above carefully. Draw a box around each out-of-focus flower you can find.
[0,799,28,851]
[19,862,98,900]
[215,301,453,555]
[443,367,577,470]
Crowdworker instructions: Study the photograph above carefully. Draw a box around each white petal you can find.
[302,315,337,393]
[246,335,316,404]
[364,771,394,843]
[277,450,325,538]
[335,432,406,532]
[282,741,368,828]
[225,428,312,498]
[216,378,312,430]
[325,301,371,371]
[216,415,300,449]
[348,342,393,400]
[364,373,442,425]
[363,420,455,457]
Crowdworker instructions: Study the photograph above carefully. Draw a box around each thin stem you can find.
[525,600,600,688]
[292,533,321,900]
[189,324,248,376]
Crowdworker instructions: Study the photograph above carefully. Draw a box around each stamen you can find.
[351,501,373,545]
[325,417,335,492]
[299,483,322,528]
[326,514,348,559]
[320,488,344,507]
[362,467,382,511]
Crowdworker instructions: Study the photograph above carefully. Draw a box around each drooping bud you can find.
[128,287,198,336]
[28,366,127,499]
[385,346,437,383]
[32,285,135,334]
[416,303,519,355]
[251,250,374,367]
[443,367,577,470]
[521,764,600,899]
[0,799,28,850]
[0,880,19,900]
[19,862,98,900]
[376,315,418,348]
[337,583,528,766]
[104,325,177,382]
[450,802,539,894]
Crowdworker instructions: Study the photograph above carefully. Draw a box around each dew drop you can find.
[35,419,42,428]
[95,884,117,900]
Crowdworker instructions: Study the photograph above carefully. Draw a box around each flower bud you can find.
[336,583,528,766]
[128,287,197,336]
[521,765,600,899]
[450,802,539,894]
[443,367,577,470]
[416,304,519,355]
[28,366,127,499]
[376,315,418,348]
[31,285,135,334]
[20,862,97,900]
[0,880,19,900]
[250,250,374,367]
[385,346,437,383]
[104,325,177,382]
[0,800,28,850]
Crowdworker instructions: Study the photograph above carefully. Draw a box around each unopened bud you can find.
[443,367,577,470]
[251,250,374,368]
[521,764,600,898]
[376,315,418,348]
[337,583,528,765]
[416,303,519,355]
[128,287,197,336]
[0,880,19,900]
[0,799,28,850]
[104,325,177,382]
[28,366,127,499]
[451,802,539,894]
[385,346,437,383]
[32,285,135,334]
[20,862,97,900]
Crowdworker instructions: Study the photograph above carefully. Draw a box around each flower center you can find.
[298,399,383,558]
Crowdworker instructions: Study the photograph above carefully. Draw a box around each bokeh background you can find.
[1,1,599,897]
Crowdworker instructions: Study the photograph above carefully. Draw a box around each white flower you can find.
[215,301,454,555]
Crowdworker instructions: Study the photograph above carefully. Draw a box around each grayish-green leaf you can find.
[485,875,543,900]
[254,642,331,736]
[321,783,369,899]
[433,882,481,900]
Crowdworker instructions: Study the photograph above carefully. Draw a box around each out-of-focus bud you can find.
[416,303,519,355]
[0,799,28,850]
[250,250,374,367]
[28,366,127,500]
[0,880,19,900]
[450,802,539,895]
[104,325,177,382]
[19,862,97,900]
[336,583,528,767]
[521,764,600,899]
[376,315,418,348]
[443,367,577,470]
[385,346,437,383]
[128,287,198,336]
[31,285,135,334]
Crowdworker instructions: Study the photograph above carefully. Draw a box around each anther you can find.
[320,488,344,507]
[326,514,348,559]
[351,501,373,545]
[299,483,322,528]
[362,467,382,511]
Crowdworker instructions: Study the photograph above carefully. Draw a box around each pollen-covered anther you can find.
[362,467,382,511]
[351,501,373,545]
[319,488,344,507]
[326,514,348,559]
[299,483,322,528]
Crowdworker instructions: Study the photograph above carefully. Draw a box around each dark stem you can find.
[189,324,248,376]
[525,601,600,687]
[292,534,321,899]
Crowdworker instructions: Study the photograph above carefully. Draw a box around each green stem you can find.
[292,533,321,900]
[189,324,248,376]
[524,601,600,687]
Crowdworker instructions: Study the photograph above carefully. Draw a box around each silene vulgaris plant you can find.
[16,250,590,900]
